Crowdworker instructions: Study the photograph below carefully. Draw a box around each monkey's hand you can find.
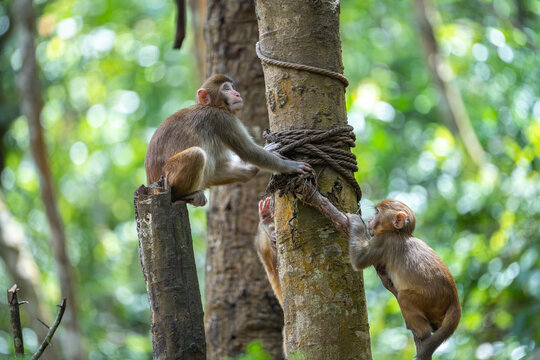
[181,191,207,207]
[282,159,313,175]
[258,197,274,225]
[346,213,370,244]
[258,197,276,243]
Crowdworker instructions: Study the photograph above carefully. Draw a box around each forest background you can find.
[0,0,539,359]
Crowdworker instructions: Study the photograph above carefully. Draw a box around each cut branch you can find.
[31,299,67,360]
[134,179,206,360]
[7,284,24,356]
[0,193,61,359]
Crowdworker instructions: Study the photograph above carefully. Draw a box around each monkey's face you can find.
[368,206,394,236]
[220,81,243,113]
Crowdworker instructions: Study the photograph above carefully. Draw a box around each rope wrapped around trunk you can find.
[264,125,362,201]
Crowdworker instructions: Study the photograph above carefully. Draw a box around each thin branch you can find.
[7,284,25,356]
[31,299,67,360]
[414,0,487,166]
[12,0,84,357]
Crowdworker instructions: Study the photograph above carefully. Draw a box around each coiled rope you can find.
[264,126,362,201]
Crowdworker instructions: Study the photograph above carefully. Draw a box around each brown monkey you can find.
[145,74,312,206]
[255,196,282,305]
[347,200,461,360]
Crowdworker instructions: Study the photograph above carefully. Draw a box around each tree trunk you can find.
[12,1,85,359]
[0,194,61,360]
[253,1,372,359]
[204,1,284,359]
[134,182,206,360]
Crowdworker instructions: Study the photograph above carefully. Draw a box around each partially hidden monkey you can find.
[347,200,461,360]
[145,74,312,206]
[255,196,282,305]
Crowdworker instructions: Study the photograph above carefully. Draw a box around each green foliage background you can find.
[0,0,539,359]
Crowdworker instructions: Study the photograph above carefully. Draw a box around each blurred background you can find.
[0,0,539,359]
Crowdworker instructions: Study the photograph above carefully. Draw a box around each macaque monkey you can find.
[255,196,282,305]
[145,74,312,206]
[347,200,461,360]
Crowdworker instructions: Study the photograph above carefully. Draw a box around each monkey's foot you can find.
[181,191,207,207]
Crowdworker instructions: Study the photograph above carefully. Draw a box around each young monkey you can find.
[145,74,312,206]
[347,200,461,360]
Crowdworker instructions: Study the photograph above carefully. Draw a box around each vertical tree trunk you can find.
[414,0,486,165]
[134,183,206,360]
[253,1,372,359]
[12,0,85,359]
[204,1,284,359]
[0,194,61,360]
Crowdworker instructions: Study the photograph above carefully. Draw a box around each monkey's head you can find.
[197,74,243,113]
[368,199,416,237]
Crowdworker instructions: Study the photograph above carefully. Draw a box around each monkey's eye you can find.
[222,84,230,91]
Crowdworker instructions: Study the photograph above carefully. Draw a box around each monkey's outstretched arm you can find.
[218,115,312,174]
[347,214,383,270]
[206,160,259,187]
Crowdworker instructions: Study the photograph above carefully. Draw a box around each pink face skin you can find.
[220,81,243,113]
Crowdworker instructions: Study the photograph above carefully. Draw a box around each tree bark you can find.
[414,0,486,165]
[8,285,24,356]
[134,182,206,360]
[204,1,284,359]
[253,1,372,359]
[0,194,61,360]
[12,0,85,359]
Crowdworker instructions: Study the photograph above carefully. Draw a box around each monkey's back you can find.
[145,105,229,184]
[387,236,458,304]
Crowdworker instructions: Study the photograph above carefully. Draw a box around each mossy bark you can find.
[254,1,372,359]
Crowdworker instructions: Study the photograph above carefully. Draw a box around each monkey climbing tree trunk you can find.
[204,1,284,359]
[12,0,84,359]
[254,1,372,359]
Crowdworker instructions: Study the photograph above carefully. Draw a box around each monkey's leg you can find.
[205,160,259,187]
[163,146,207,205]
[397,290,433,359]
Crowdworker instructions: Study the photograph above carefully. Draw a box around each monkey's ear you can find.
[393,211,407,230]
[197,88,211,105]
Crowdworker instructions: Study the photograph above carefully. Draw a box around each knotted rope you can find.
[264,125,362,201]
[256,42,349,87]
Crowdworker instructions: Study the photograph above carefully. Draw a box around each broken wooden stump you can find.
[134,179,206,360]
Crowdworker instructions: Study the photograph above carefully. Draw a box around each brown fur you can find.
[348,200,461,360]
[255,197,282,305]
[145,74,311,204]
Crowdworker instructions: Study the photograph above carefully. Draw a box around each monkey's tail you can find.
[418,303,461,360]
